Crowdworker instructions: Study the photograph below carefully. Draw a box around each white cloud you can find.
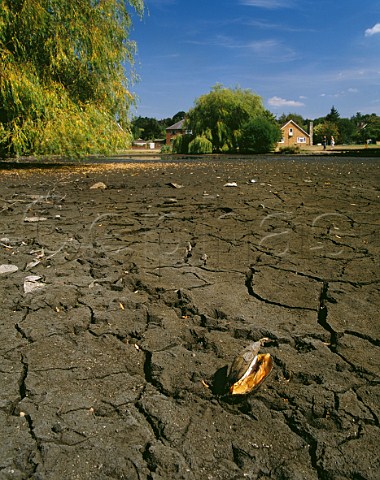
[248,39,280,53]
[246,39,298,61]
[190,35,297,61]
[240,0,293,8]
[365,23,380,36]
[268,96,305,107]
[247,19,314,32]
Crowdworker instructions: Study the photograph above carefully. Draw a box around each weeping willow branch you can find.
[0,0,144,158]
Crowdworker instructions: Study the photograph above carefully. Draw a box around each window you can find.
[297,137,306,143]
[289,128,293,136]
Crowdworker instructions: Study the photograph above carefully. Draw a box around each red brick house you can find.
[166,119,191,145]
[279,120,312,147]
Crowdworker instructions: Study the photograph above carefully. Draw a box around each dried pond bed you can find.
[0,156,379,479]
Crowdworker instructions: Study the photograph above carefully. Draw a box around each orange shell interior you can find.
[230,353,273,395]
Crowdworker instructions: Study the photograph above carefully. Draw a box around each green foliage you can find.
[278,145,301,154]
[0,0,144,157]
[171,111,186,124]
[186,84,266,153]
[325,106,340,123]
[160,144,172,154]
[131,116,164,140]
[338,118,356,144]
[239,116,282,154]
[131,111,186,141]
[313,121,340,145]
[311,106,380,145]
[188,136,213,154]
[312,106,341,145]
[352,113,380,143]
[172,134,192,154]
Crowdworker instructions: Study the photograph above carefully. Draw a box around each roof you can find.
[281,119,310,137]
[166,119,185,131]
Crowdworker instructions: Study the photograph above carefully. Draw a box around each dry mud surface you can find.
[0,156,379,480]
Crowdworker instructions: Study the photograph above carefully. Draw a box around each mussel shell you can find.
[229,353,273,395]
[227,340,262,386]
[227,338,270,385]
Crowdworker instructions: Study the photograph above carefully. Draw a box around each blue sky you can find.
[129,0,380,120]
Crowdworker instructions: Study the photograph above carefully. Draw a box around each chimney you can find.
[309,121,314,146]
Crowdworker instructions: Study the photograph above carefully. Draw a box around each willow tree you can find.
[186,84,266,153]
[0,0,144,157]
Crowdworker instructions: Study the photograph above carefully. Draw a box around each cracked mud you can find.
[0,156,379,479]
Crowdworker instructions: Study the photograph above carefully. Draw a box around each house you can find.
[279,120,312,147]
[132,138,165,150]
[166,119,191,145]
[132,138,147,149]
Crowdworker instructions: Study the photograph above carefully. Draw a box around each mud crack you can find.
[283,411,325,480]
[317,281,340,349]
[245,267,316,311]
[18,354,28,401]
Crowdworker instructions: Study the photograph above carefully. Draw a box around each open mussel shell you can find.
[227,338,273,395]
[229,353,273,395]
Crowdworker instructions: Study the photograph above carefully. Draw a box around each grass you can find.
[297,144,380,155]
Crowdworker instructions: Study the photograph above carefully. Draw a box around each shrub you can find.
[239,116,282,154]
[278,145,301,154]
[188,136,213,154]
[160,144,172,153]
